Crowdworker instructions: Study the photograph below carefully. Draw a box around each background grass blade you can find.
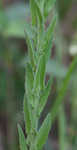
[50,57,77,123]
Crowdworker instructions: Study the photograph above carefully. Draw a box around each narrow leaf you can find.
[18,124,27,150]
[25,63,34,106]
[46,36,53,61]
[25,30,35,68]
[34,0,43,24]
[44,0,56,17]
[39,77,53,115]
[35,113,51,150]
[23,95,31,134]
[30,0,37,26]
[59,105,67,150]
[25,63,34,95]
[30,0,43,26]
[40,0,45,12]
[46,15,57,40]
[42,36,53,62]
[40,54,46,89]
[33,56,42,91]
[40,16,56,62]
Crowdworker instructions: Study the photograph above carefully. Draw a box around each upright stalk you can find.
[18,1,77,150]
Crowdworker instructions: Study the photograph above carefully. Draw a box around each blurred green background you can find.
[0,0,77,150]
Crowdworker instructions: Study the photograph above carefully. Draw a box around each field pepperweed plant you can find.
[18,0,77,150]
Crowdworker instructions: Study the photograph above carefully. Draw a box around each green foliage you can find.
[30,0,36,26]
[50,56,77,123]
[25,30,35,68]
[33,55,46,92]
[38,77,53,115]
[44,0,56,18]
[59,106,67,150]
[40,15,57,62]
[18,1,77,150]
[25,63,34,95]
[45,15,57,41]
[35,113,51,150]
[23,95,31,134]
[18,124,27,150]
[33,56,43,91]
[39,55,46,89]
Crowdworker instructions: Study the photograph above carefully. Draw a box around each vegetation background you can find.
[0,0,77,150]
